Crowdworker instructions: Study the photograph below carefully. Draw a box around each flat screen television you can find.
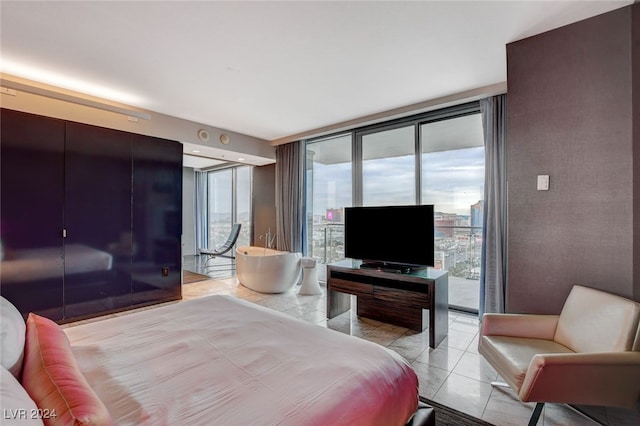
[344,205,435,273]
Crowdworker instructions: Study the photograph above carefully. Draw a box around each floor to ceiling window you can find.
[207,166,252,250]
[305,134,352,281]
[421,113,484,311]
[361,125,416,206]
[234,166,252,248]
[304,102,485,313]
[207,169,232,249]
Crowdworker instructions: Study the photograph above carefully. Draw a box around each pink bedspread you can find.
[64,295,418,425]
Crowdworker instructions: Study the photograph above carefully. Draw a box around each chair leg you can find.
[490,382,544,425]
[528,403,544,426]
[566,405,607,426]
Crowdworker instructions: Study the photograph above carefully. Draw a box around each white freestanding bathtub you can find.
[236,246,302,293]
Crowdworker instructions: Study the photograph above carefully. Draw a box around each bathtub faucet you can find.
[259,228,276,249]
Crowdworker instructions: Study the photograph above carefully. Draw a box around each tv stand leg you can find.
[327,288,350,318]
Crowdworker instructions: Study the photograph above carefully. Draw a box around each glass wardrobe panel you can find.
[0,109,65,320]
[64,122,133,319]
[131,135,182,305]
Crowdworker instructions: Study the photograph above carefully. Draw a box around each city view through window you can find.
[207,167,252,251]
[306,111,484,312]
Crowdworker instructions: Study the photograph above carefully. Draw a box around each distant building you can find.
[434,218,455,238]
[471,200,484,228]
[455,215,470,227]
[326,208,343,223]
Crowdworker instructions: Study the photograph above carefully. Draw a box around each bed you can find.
[1,294,431,425]
[0,244,116,320]
[0,244,113,284]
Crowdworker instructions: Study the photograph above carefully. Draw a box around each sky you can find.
[311,146,484,217]
[206,145,485,219]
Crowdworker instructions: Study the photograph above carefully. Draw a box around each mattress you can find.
[64,295,419,425]
[0,244,113,283]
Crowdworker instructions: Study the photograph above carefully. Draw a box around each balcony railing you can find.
[309,223,345,264]
[309,222,482,311]
[309,223,482,276]
[433,225,482,280]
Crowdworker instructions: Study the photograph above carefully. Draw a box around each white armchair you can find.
[479,285,640,425]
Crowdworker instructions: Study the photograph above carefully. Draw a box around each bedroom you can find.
[1,1,639,425]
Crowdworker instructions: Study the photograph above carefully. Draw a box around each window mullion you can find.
[415,123,421,205]
[353,132,362,207]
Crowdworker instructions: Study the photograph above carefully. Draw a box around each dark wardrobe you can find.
[0,108,182,322]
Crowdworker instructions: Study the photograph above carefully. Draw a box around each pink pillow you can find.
[21,313,113,426]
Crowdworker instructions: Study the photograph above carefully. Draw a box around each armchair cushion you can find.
[480,336,572,390]
[480,313,559,340]
[554,285,640,353]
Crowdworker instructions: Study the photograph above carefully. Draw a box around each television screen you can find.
[344,205,435,269]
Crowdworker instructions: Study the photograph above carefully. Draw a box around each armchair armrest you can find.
[520,351,640,408]
[480,314,559,340]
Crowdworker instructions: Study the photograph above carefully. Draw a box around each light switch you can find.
[537,175,550,191]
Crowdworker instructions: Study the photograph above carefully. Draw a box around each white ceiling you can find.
[183,154,227,170]
[0,1,633,143]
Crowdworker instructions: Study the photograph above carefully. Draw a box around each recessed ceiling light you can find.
[197,129,209,141]
[192,149,200,153]
[238,157,245,161]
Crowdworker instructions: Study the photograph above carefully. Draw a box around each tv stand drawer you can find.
[330,278,373,297]
[373,286,430,309]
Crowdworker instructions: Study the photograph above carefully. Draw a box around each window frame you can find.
[304,101,484,314]
[206,165,253,249]
[307,101,481,208]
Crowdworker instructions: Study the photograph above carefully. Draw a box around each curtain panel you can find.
[479,94,508,315]
[275,141,304,253]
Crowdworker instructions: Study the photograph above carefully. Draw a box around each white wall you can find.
[182,167,196,256]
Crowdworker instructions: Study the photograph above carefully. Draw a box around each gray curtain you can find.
[479,94,508,315]
[275,141,304,253]
[195,170,208,252]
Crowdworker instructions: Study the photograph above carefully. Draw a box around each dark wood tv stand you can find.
[327,259,448,349]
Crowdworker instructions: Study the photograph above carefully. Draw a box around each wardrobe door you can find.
[131,135,182,305]
[0,109,65,320]
[64,122,133,319]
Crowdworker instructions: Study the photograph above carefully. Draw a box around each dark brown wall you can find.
[633,4,640,305]
[252,164,276,245]
[506,6,637,313]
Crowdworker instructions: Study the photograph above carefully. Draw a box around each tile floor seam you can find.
[423,364,452,401]
[481,385,498,423]
[449,348,466,373]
